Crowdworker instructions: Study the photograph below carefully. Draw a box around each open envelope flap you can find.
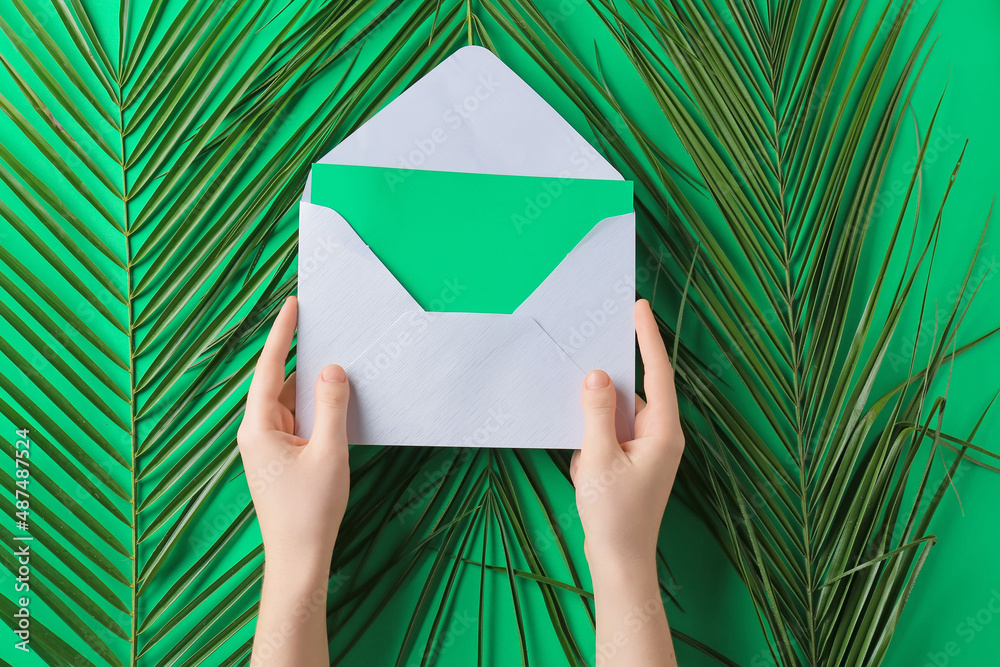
[297,202,419,438]
[342,312,588,448]
[516,211,636,437]
[302,45,622,202]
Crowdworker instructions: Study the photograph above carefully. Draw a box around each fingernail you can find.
[322,365,346,383]
[585,370,609,389]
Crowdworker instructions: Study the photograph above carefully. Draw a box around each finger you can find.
[247,297,298,417]
[311,364,350,450]
[580,370,621,457]
[635,299,679,428]
[278,372,296,414]
[634,394,646,416]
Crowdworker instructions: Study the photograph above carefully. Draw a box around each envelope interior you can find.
[311,164,634,313]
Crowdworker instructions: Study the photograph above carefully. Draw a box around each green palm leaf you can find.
[0,1,506,664]
[1,1,996,666]
[557,0,998,664]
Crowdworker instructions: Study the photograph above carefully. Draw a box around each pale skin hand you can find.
[238,297,680,665]
[572,299,684,667]
[237,296,351,667]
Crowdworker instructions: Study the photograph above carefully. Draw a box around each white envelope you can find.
[297,45,635,448]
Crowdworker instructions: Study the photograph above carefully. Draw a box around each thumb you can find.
[580,370,620,457]
[311,364,350,448]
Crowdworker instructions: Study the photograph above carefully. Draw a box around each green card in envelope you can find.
[310,163,634,313]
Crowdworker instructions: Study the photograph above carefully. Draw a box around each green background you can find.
[0,0,997,665]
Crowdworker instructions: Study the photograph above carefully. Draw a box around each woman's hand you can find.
[572,298,684,666]
[238,296,350,667]
[572,298,684,568]
[238,296,351,572]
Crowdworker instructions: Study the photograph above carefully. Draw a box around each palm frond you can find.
[1,1,996,665]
